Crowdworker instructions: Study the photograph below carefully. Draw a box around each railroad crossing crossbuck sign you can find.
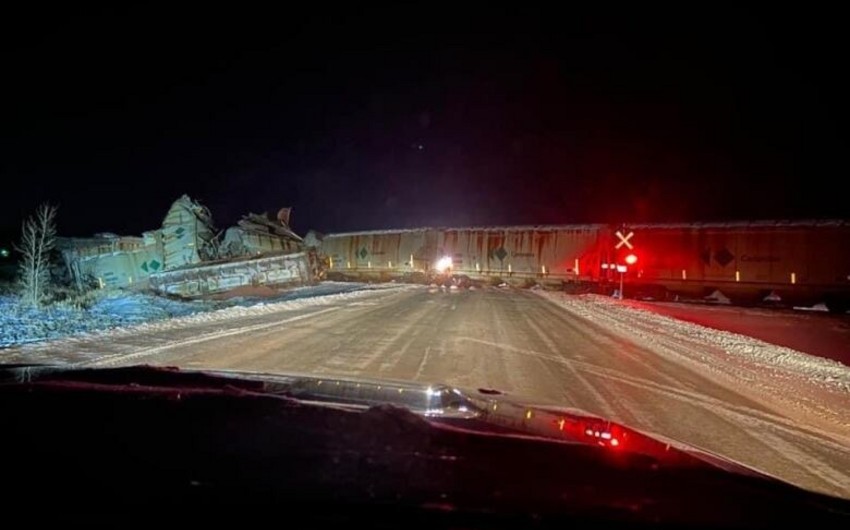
[615,230,634,250]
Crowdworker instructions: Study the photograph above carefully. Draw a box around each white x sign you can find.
[615,230,634,250]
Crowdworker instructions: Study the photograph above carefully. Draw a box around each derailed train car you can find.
[312,221,850,309]
[59,196,311,296]
[317,225,608,286]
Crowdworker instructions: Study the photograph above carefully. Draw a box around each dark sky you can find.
[1,6,846,242]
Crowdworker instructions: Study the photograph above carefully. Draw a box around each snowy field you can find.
[0,282,382,348]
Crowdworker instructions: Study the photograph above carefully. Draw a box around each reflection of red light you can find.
[583,423,625,448]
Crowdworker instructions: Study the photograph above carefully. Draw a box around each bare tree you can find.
[16,204,58,307]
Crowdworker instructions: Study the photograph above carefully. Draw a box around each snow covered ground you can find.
[0,282,387,349]
[536,292,850,393]
[622,300,850,365]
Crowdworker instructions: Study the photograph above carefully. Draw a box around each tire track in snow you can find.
[521,315,621,420]
[579,363,850,453]
[751,429,850,495]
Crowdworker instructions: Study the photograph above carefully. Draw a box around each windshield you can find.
[2,6,849,504]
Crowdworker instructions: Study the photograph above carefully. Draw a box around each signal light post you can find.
[603,254,637,300]
[617,264,626,300]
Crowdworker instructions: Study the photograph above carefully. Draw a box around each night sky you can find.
[1,6,846,243]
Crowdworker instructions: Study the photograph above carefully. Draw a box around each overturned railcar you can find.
[58,196,312,296]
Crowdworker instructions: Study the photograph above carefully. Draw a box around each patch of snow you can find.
[763,290,782,302]
[704,290,731,304]
[794,303,830,312]
[0,282,401,349]
[224,281,374,306]
[324,223,607,238]
[536,292,850,394]
[0,292,220,348]
[2,282,421,365]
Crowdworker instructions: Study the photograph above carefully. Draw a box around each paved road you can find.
[9,286,850,498]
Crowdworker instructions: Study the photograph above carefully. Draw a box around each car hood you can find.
[0,362,803,478]
[3,362,850,525]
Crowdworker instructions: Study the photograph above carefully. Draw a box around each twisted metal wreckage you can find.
[57,195,320,297]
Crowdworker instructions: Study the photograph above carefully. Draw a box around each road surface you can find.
[6,285,850,498]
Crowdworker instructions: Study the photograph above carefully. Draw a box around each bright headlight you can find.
[435,256,453,273]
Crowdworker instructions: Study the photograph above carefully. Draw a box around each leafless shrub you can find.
[15,204,58,307]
